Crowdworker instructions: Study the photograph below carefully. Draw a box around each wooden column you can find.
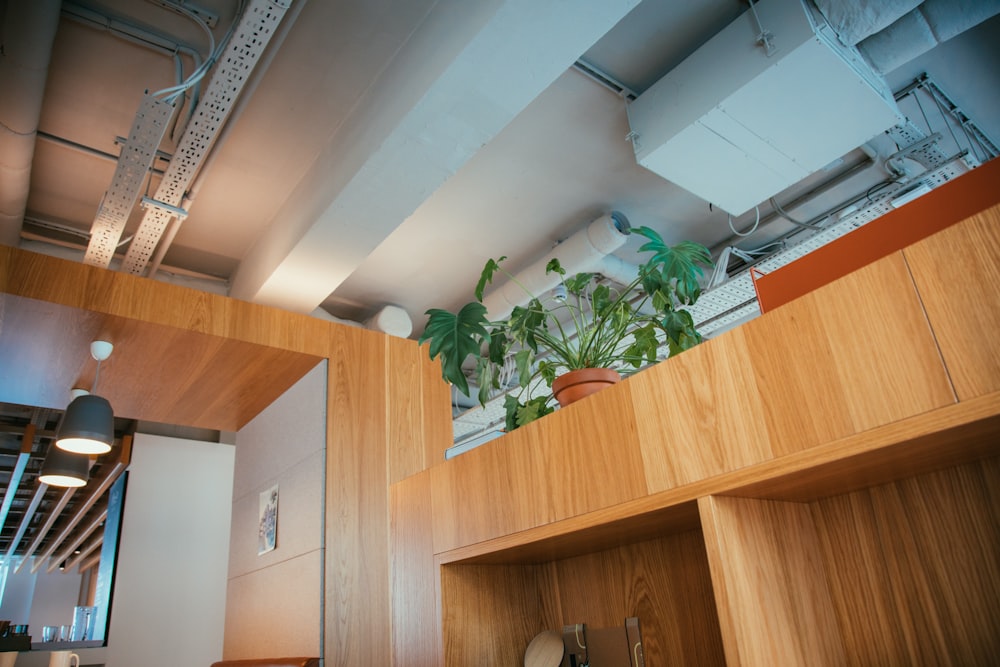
[699,495,847,667]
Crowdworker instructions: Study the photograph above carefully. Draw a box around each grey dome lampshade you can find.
[56,394,114,455]
[39,445,89,488]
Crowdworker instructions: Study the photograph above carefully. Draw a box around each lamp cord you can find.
[92,359,103,393]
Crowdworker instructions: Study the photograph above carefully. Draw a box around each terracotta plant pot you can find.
[551,368,620,407]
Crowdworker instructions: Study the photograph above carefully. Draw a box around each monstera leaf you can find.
[419,301,490,396]
[475,256,507,301]
[633,226,712,305]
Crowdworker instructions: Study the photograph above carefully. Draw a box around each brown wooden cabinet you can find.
[392,198,1000,666]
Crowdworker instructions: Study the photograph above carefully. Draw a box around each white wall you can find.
[223,360,327,660]
[104,434,234,667]
[25,568,82,632]
[12,434,235,667]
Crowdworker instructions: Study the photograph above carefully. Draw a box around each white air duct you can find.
[626,0,904,215]
[310,304,413,339]
[482,212,630,321]
[0,0,61,246]
[852,0,1000,74]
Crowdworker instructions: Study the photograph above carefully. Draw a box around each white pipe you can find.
[0,0,61,246]
[310,303,412,338]
[595,254,639,287]
[365,305,413,339]
[482,212,630,321]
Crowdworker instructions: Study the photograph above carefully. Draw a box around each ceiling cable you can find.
[768,196,826,230]
[727,206,760,237]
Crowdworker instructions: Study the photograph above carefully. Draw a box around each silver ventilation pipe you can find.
[0,0,61,246]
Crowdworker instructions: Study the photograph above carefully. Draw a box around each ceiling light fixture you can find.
[38,445,90,488]
[56,341,115,455]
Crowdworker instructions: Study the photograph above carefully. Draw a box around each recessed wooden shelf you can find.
[402,196,1000,666]
[438,391,1000,567]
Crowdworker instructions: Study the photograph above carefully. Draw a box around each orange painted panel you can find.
[756,156,1000,312]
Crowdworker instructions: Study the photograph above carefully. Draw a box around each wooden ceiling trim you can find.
[0,424,35,533]
[1,247,333,430]
[66,532,103,571]
[17,484,76,570]
[47,506,108,574]
[7,484,47,569]
[1,247,333,358]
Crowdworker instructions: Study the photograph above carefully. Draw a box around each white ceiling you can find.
[8,0,1000,335]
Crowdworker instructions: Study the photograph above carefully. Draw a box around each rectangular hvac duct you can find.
[627,0,904,215]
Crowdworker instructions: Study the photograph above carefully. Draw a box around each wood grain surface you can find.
[631,329,773,491]
[325,326,391,667]
[549,531,726,666]
[0,247,327,430]
[441,563,549,667]
[430,380,648,553]
[813,457,1000,665]
[390,471,441,667]
[904,204,1000,400]
[699,495,847,667]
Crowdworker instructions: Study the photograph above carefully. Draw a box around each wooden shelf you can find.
[391,193,1000,666]
[438,391,1000,567]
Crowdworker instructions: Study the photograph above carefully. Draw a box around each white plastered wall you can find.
[223,360,327,660]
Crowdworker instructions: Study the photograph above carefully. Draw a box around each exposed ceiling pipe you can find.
[37,131,167,177]
[0,0,62,246]
[482,211,631,321]
[310,303,413,338]
[62,1,204,66]
[811,0,1000,74]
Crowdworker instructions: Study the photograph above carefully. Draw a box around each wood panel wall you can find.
[327,326,450,667]
[0,247,327,430]
[0,246,457,667]
[326,325,391,666]
[408,198,1000,667]
[439,531,726,667]
[390,471,440,666]
[429,248,958,552]
[548,531,726,666]
[430,381,648,553]
[904,205,1000,400]
[440,563,549,666]
[699,495,847,667]
[813,457,1000,666]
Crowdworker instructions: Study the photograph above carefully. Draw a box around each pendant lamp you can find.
[39,445,89,488]
[56,394,114,455]
[56,340,115,455]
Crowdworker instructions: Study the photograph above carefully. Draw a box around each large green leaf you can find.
[475,256,507,302]
[509,300,546,352]
[515,395,554,428]
[563,272,594,297]
[622,322,659,368]
[633,226,713,305]
[514,348,534,387]
[661,308,702,354]
[418,302,490,396]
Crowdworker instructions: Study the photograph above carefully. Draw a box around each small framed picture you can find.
[258,483,279,555]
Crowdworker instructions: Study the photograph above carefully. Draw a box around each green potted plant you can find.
[419,225,713,430]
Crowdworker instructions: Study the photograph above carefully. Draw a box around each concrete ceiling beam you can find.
[230,0,641,314]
